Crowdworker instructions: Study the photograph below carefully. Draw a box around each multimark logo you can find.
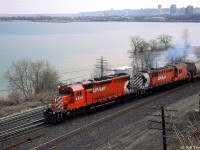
[158,75,166,81]
[93,86,106,93]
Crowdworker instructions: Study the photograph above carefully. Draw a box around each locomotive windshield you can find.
[59,87,66,95]
[58,86,71,95]
[59,87,74,96]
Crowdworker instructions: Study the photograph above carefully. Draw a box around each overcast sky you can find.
[0,0,200,14]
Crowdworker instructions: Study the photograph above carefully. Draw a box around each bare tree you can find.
[129,36,153,71]
[129,36,145,70]
[5,60,32,99]
[29,61,44,94]
[39,62,59,93]
[4,60,59,100]
[157,34,172,50]
[149,39,159,52]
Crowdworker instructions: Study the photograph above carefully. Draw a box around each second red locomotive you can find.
[132,63,189,94]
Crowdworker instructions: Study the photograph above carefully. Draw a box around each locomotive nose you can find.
[132,72,150,89]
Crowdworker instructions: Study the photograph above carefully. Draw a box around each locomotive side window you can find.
[66,88,70,95]
[153,72,158,77]
[76,91,82,100]
[83,84,92,89]
[77,91,82,97]
[179,69,182,74]
[175,69,177,73]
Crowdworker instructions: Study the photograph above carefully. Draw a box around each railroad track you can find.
[0,105,49,126]
[0,118,46,142]
[3,81,199,150]
[31,83,194,150]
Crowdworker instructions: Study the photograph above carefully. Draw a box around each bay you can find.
[0,21,200,95]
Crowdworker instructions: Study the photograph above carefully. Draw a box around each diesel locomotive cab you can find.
[52,85,73,110]
[44,85,73,123]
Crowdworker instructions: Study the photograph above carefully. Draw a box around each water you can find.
[0,21,200,95]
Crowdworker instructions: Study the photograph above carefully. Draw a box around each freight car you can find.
[44,73,130,123]
[186,61,200,80]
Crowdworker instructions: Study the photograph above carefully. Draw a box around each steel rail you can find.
[31,82,198,150]
[0,105,50,126]
[0,118,46,142]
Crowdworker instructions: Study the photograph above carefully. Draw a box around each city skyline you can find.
[0,0,200,14]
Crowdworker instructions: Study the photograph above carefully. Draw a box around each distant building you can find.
[194,7,200,14]
[179,7,186,14]
[170,4,177,15]
[158,4,162,15]
[185,5,193,15]
[124,9,129,16]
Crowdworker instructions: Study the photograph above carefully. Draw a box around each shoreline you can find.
[0,19,200,23]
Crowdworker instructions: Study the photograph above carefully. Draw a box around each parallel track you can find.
[31,83,194,150]
[0,118,46,142]
[2,81,200,150]
[0,106,48,126]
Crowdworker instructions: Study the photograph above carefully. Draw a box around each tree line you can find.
[128,34,172,71]
[128,29,196,71]
[4,60,59,101]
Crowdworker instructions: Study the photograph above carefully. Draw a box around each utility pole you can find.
[96,56,107,77]
[199,94,200,113]
[161,106,167,150]
[148,106,177,150]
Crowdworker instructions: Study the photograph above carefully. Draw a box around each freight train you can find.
[44,61,200,123]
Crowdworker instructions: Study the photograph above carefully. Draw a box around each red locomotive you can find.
[44,73,130,123]
[132,63,189,94]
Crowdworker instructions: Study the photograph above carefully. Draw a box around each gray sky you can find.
[0,0,199,14]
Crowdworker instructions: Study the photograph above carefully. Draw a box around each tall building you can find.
[185,5,193,15]
[179,7,186,14]
[158,4,162,15]
[124,9,129,16]
[194,7,200,14]
[170,4,177,15]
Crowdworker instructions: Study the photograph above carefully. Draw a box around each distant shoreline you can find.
[0,20,200,23]
[1,14,200,23]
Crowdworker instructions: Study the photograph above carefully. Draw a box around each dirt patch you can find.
[0,100,43,117]
[0,92,52,117]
